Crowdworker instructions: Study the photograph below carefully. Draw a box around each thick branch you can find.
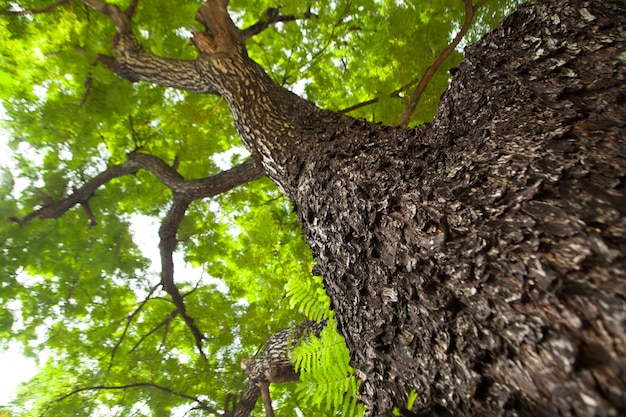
[180,158,265,200]
[229,381,261,417]
[11,154,264,226]
[241,321,325,383]
[80,0,130,33]
[193,0,246,55]
[11,151,264,361]
[230,321,325,417]
[105,46,217,93]
[398,0,478,127]
[258,382,274,417]
[80,0,216,93]
[158,199,208,358]
[10,159,142,225]
[127,153,265,200]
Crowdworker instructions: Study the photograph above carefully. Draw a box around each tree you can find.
[1,0,625,416]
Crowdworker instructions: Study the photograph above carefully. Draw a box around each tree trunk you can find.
[113,0,626,415]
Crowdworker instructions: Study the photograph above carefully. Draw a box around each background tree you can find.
[1,0,625,416]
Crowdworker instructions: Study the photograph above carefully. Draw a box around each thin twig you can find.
[398,0,478,127]
[47,383,220,416]
[108,283,162,370]
[128,309,178,354]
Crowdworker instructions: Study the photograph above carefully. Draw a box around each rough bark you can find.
[188,1,626,415]
[88,0,626,415]
[232,321,324,417]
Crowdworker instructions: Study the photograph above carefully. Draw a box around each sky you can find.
[0,344,37,406]
[0,106,38,406]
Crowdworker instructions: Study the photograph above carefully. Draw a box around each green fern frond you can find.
[292,319,365,417]
[285,273,329,322]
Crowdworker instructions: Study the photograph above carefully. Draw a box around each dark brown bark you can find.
[186,1,626,416]
[80,0,626,415]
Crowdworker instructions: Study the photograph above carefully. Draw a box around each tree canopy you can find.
[1,0,523,415]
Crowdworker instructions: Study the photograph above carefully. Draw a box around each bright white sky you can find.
[0,106,38,406]
[0,344,37,406]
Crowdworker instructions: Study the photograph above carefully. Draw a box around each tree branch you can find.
[128,309,178,354]
[80,0,216,93]
[158,199,209,358]
[231,321,325,417]
[10,151,265,361]
[80,0,130,33]
[124,0,140,19]
[258,382,274,417]
[178,158,266,200]
[240,7,316,40]
[108,283,162,370]
[240,321,325,384]
[49,383,220,416]
[229,381,261,417]
[10,153,264,226]
[9,158,142,226]
[398,0,478,127]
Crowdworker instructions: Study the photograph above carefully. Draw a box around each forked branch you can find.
[108,282,162,371]
[10,153,264,226]
[11,152,265,360]
[158,199,208,358]
[79,0,216,92]
[9,158,142,226]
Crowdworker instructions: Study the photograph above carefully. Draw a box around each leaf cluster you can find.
[292,320,364,417]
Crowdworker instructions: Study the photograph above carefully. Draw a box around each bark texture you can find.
[232,321,324,417]
[98,0,626,415]
[194,1,626,415]
[300,2,626,415]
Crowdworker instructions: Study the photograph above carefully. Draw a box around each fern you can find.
[286,268,364,415]
[285,273,329,322]
[292,319,365,417]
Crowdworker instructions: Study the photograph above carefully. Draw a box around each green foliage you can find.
[292,320,365,417]
[0,0,521,416]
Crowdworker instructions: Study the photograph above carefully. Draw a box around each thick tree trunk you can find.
[105,0,626,415]
[296,1,626,414]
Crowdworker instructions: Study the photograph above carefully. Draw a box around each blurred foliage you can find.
[0,0,520,415]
